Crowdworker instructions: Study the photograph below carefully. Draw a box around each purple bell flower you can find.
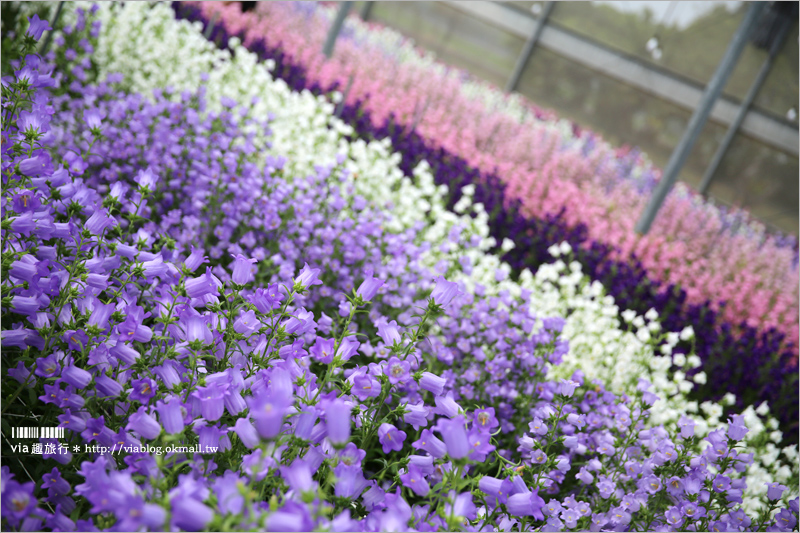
[95,373,123,398]
[155,397,186,435]
[473,408,499,431]
[337,336,359,362]
[419,371,446,395]
[438,415,469,459]
[400,464,430,497]
[153,361,182,389]
[430,276,460,306]
[233,309,258,335]
[233,418,260,449]
[11,296,40,316]
[230,253,257,285]
[61,365,92,389]
[18,156,51,177]
[184,245,209,272]
[507,488,545,520]
[34,354,60,379]
[171,496,213,531]
[311,337,336,364]
[129,377,157,404]
[766,482,788,501]
[26,14,52,40]
[376,319,401,345]
[479,476,513,504]
[134,167,158,190]
[1,480,37,527]
[412,429,447,458]
[126,406,161,440]
[356,275,384,301]
[247,387,292,440]
[726,415,749,441]
[334,463,369,499]
[385,357,410,384]
[326,399,351,445]
[378,423,406,454]
[294,262,322,290]
[192,382,228,421]
[83,108,105,130]
[352,374,380,401]
[403,402,429,430]
[338,443,367,467]
[184,268,220,299]
[280,458,318,494]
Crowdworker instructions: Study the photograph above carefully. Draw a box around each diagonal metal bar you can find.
[334,74,355,118]
[359,1,374,22]
[323,1,354,58]
[204,12,219,39]
[505,1,554,93]
[635,2,766,235]
[698,14,794,196]
[38,1,64,56]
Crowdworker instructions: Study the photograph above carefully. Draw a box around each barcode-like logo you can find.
[12,427,64,439]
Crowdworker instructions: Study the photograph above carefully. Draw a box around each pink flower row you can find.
[189,1,798,353]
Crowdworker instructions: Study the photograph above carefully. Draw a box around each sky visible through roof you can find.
[593,1,743,30]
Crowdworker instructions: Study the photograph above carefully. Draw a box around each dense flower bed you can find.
[179,0,799,360]
[164,1,799,442]
[1,5,797,531]
[84,0,800,501]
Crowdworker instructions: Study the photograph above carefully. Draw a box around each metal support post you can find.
[359,1,374,22]
[334,74,355,118]
[635,2,765,235]
[39,1,64,56]
[204,12,219,39]
[698,14,793,196]
[505,1,554,93]
[323,1,354,58]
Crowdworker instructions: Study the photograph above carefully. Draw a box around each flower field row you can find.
[163,2,799,441]
[0,4,797,531]
[180,0,800,362]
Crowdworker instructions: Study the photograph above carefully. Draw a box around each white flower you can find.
[693,372,706,385]
[559,241,572,255]
[775,465,792,483]
[782,445,798,461]
[755,401,769,416]
[700,401,723,419]
[679,325,694,341]
[723,393,737,406]
[672,353,686,367]
[666,332,680,346]
[644,308,658,321]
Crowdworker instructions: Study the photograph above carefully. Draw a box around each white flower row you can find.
[50,1,798,511]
